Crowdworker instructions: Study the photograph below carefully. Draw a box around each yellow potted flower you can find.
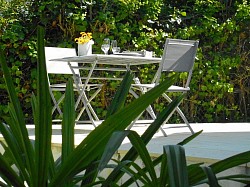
[75,32,94,56]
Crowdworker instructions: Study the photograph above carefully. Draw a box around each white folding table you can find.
[51,54,161,127]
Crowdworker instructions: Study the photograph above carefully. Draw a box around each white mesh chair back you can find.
[45,47,79,75]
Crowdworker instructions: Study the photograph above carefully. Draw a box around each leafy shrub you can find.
[0,0,249,122]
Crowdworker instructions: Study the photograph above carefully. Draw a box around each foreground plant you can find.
[0,25,179,186]
[98,130,250,186]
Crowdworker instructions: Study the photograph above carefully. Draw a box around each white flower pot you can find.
[78,40,94,56]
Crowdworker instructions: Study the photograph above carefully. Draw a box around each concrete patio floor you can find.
[34,122,250,162]
[121,122,250,162]
[2,122,250,186]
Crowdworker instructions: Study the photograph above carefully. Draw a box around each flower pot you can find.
[78,40,94,56]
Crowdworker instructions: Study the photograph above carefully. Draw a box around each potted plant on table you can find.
[75,31,94,56]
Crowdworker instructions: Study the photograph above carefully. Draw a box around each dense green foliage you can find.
[0,0,249,122]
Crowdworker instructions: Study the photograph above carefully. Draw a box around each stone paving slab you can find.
[119,123,250,162]
[20,122,250,162]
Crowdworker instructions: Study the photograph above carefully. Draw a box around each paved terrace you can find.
[1,122,250,186]
[23,122,250,162]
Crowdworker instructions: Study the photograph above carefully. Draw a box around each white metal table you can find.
[51,54,161,127]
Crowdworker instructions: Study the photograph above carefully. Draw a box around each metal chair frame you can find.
[45,47,103,127]
[129,38,199,136]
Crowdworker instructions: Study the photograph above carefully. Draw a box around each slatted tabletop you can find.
[51,54,161,66]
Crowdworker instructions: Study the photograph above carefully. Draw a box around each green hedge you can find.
[0,0,249,123]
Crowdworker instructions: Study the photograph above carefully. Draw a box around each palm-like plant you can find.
[100,130,250,186]
[0,25,180,186]
[0,25,250,187]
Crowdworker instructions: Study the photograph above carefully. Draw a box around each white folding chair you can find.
[45,47,103,126]
[129,38,199,136]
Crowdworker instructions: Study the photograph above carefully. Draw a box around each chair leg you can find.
[173,106,194,134]
[162,93,194,134]
[49,88,63,116]
[51,94,65,115]
[129,89,168,136]
[145,104,168,136]
[74,84,104,128]
[77,91,98,128]
[130,88,194,136]
[130,78,168,134]
[127,89,144,129]
[76,86,103,122]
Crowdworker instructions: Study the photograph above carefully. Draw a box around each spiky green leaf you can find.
[164,145,189,187]
[35,25,52,186]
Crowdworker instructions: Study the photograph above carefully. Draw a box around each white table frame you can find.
[51,54,161,127]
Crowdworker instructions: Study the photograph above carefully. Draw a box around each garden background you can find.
[0,0,249,123]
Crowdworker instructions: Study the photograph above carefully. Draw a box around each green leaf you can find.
[62,78,75,163]
[210,151,250,175]
[98,127,162,186]
[35,25,52,186]
[201,166,221,187]
[0,154,25,187]
[0,121,29,180]
[164,145,189,187]
[189,151,250,185]
[107,130,159,186]
[31,93,38,128]
[98,131,130,172]
[216,174,250,184]
[0,31,35,186]
[159,153,168,186]
[103,160,136,187]
[106,71,133,118]
[181,12,187,16]
[127,131,157,184]
[128,162,152,184]
[177,130,203,146]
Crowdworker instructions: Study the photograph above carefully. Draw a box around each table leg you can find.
[68,60,99,127]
